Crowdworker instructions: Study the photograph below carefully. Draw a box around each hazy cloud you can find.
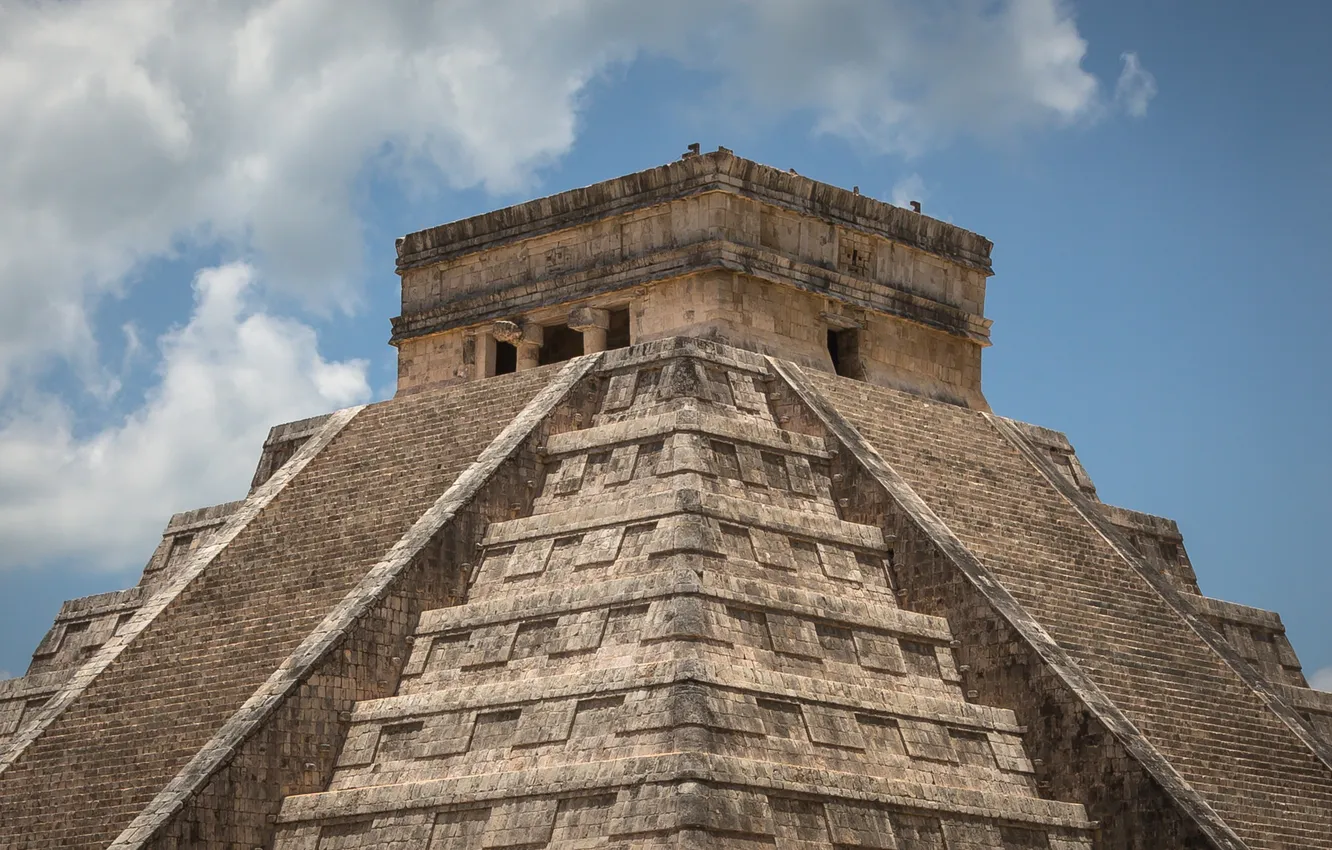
[1114,51,1157,118]
[0,0,1146,572]
[1312,667,1332,692]
[889,173,927,209]
[710,0,1101,155]
[0,263,369,570]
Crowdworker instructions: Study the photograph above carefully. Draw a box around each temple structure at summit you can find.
[1,149,1329,850]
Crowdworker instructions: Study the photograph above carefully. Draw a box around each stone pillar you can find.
[516,324,543,371]
[472,330,498,379]
[567,306,611,354]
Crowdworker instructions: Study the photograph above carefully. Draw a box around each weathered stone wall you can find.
[766,368,1209,849]
[398,265,985,409]
[391,151,993,407]
[139,420,577,847]
[795,367,1332,850]
[398,191,988,326]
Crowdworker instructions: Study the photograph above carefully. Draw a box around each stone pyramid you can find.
[1,150,1328,850]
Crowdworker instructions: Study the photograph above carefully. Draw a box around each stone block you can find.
[727,370,768,413]
[503,538,554,580]
[817,542,864,583]
[512,700,577,746]
[899,718,959,763]
[854,631,907,675]
[751,528,797,571]
[456,623,520,668]
[643,596,717,643]
[825,801,898,848]
[646,515,723,556]
[419,711,477,757]
[602,445,639,486]
[481,798,559,848]
[766,613,823,659]
[549,609,609,655]
[803,704,867,750]
[940,819,1004,849]
[786,454,818,496]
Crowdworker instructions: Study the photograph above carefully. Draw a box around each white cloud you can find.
[1312,667,1332,692]
[0,0,682,396]
[890,173,927,209]
[0,0,1149,574]
[1114,51,1157,118]
[0,0,1139,396]
[0,670,11,681]
[0,263,369,570]
[707,0,1102,155]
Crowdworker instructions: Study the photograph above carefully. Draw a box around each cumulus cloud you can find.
[0,0,1128,392]
[1312,667,1332,692]
[0,263,369,570]
[0,0,1148,573]
[1114,51,1157,118]
[0,0,685,395]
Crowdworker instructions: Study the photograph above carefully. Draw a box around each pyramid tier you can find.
[274,346,1093,848]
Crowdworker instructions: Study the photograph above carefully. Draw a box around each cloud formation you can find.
[0,0,1140,386]
[1115,51,1158,118]
[890,174,928,209]
[0,0,1152,572]
[0,0,690,394]
[0,263,369,570]
[713,0,1102,154]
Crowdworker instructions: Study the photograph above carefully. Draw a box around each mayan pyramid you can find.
[1,149,1329,850]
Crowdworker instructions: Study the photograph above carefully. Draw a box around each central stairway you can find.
[273,342,1092,849]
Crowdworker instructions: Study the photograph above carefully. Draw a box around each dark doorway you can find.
[827,328,864,379]
[495,341,517,375]
[539,324,584,365]
[606,308,631,350]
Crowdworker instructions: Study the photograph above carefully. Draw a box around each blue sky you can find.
[0,0,1327,687]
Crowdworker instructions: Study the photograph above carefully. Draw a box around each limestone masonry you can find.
[1,149,1328,850]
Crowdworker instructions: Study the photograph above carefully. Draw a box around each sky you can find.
[0,0,1327,690]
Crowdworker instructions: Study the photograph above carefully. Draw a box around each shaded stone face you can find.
[270,340,1093,850]
[391,151,993,410]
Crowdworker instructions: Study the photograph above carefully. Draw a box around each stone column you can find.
[567,306,611,354]
[516,324,543,371]
[472,329,498,379]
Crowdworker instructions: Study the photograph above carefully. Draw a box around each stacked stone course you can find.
[272,340,1093,849]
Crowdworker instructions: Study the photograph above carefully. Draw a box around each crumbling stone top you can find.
[394,149,994,275]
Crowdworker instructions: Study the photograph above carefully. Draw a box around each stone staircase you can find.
[273,344,1092,850]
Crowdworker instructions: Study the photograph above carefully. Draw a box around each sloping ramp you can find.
[0,368,559,849]
[799,368,1332,850]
